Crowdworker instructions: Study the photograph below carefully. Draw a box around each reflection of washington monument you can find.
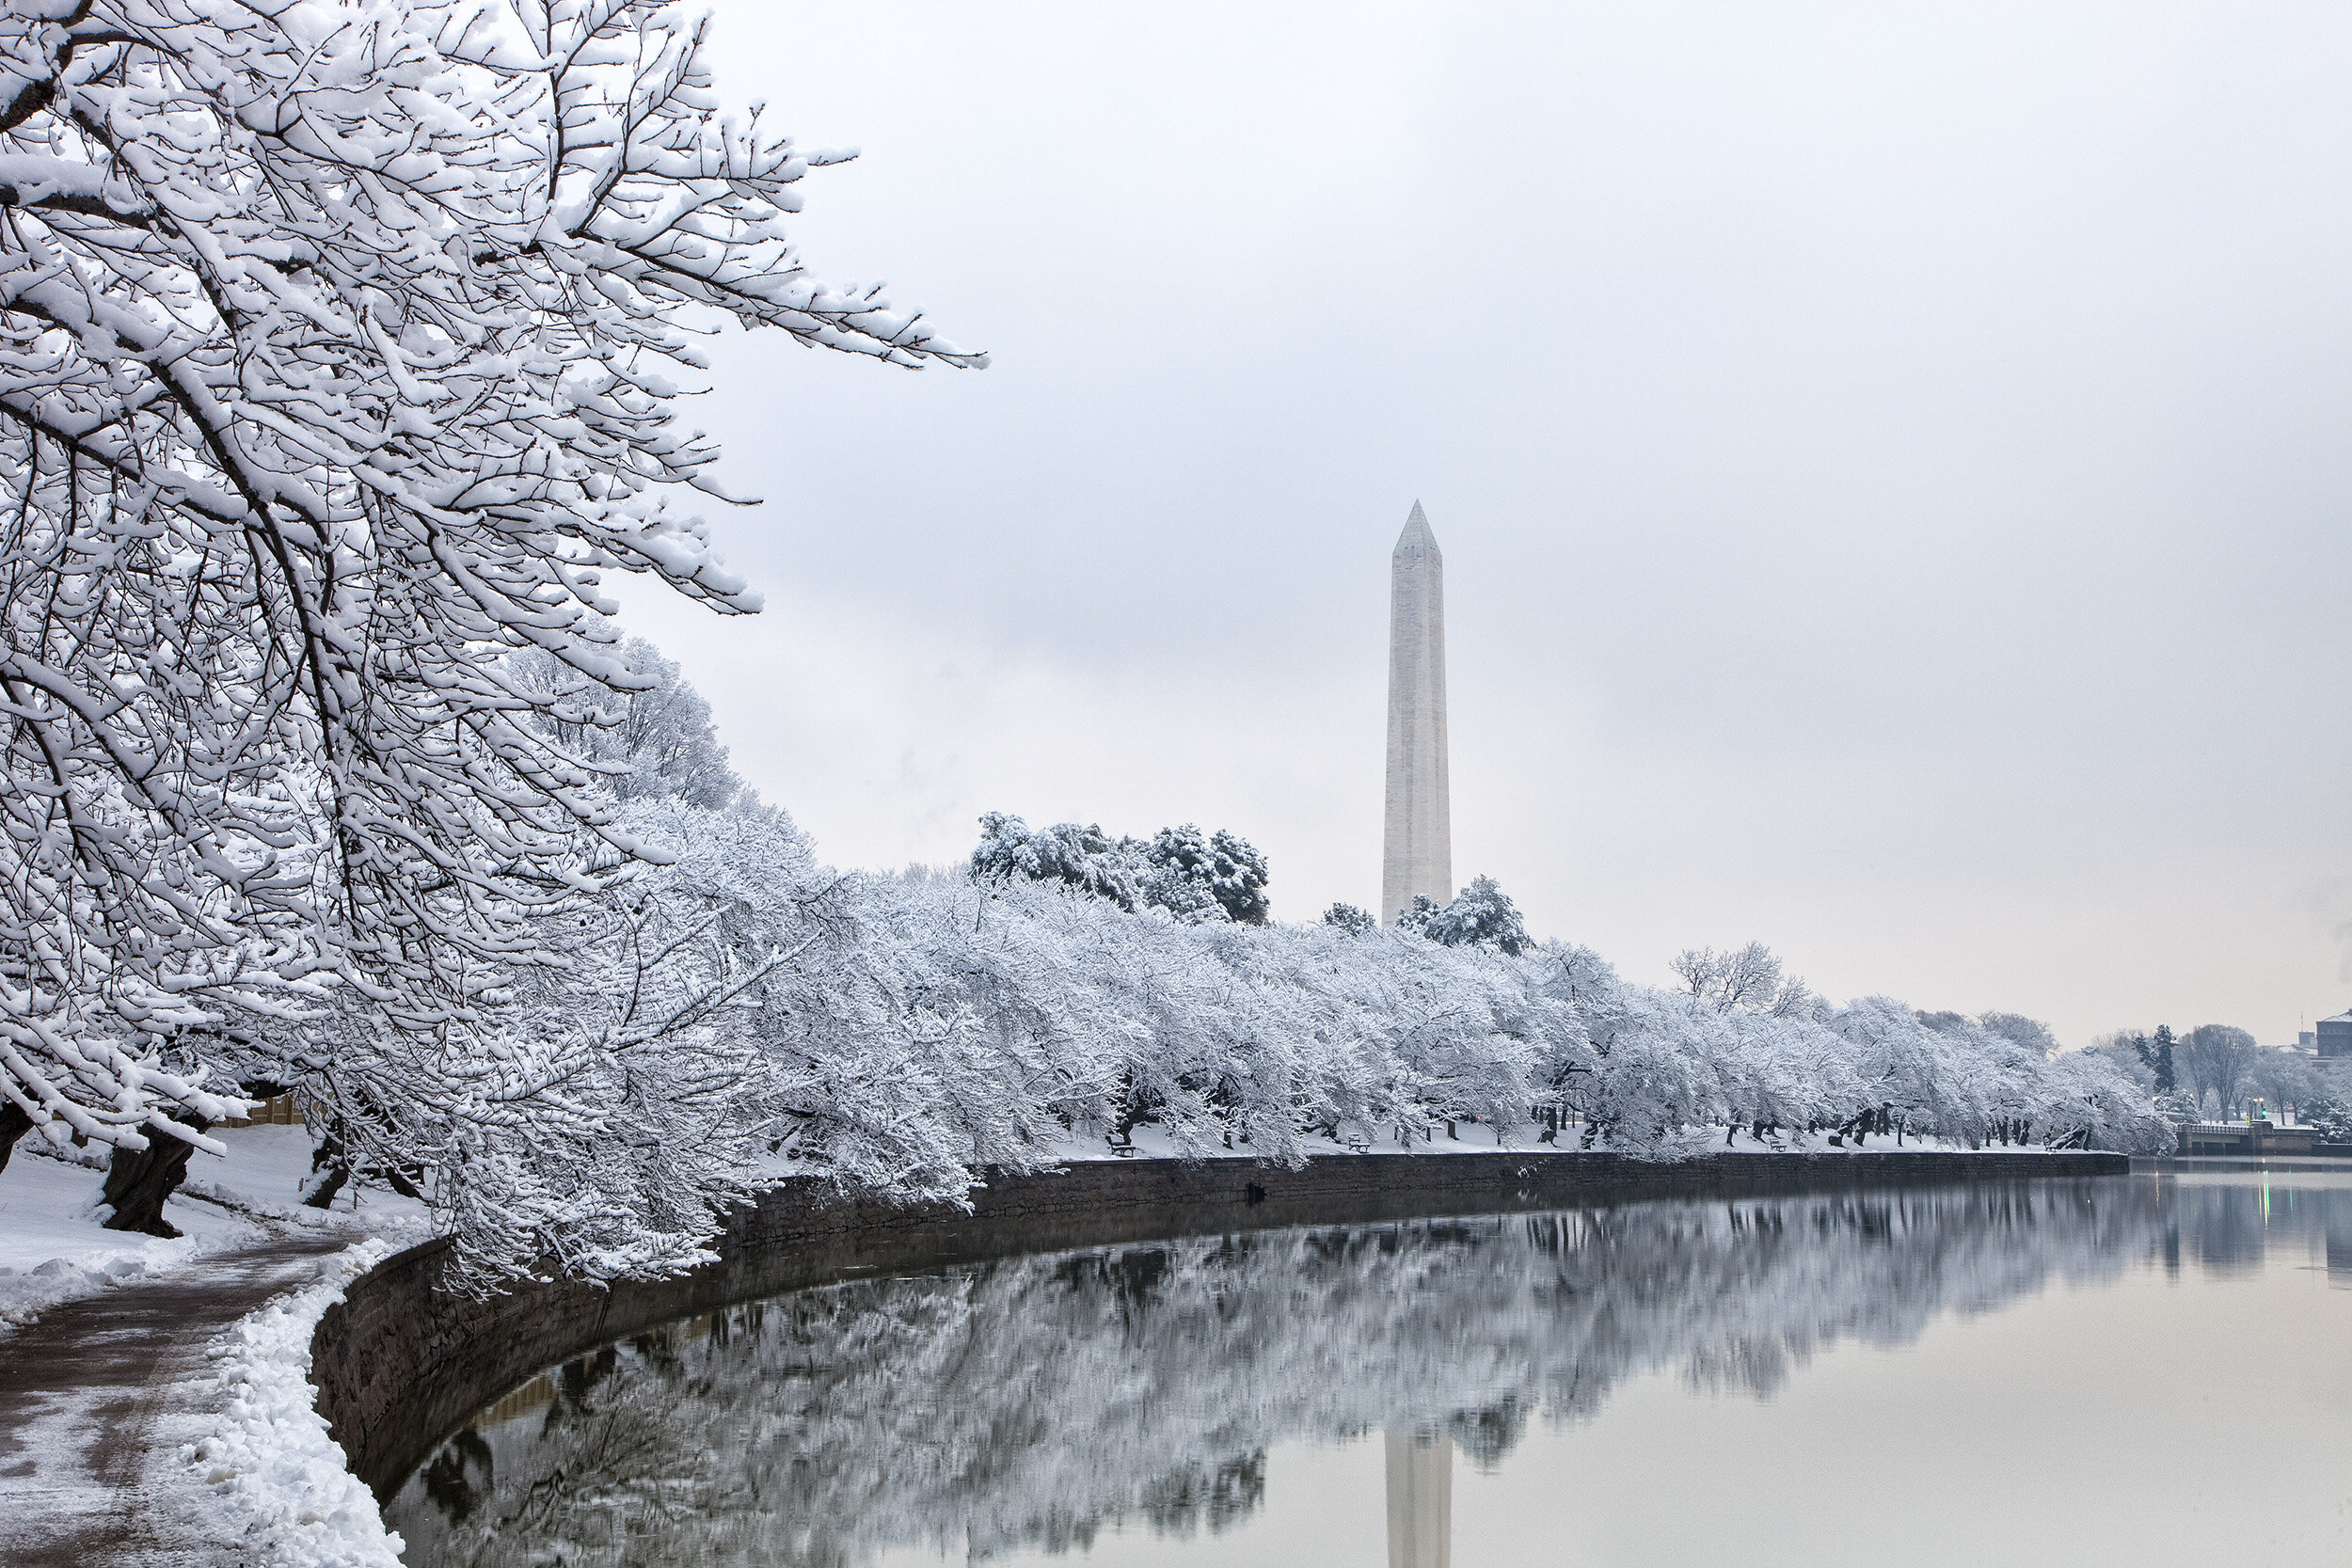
[1385,1428,1452,1568]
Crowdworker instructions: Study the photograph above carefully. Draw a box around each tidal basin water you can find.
[389,1171,2350,1566]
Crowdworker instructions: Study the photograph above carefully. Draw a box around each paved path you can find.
[0,1228,354,1568]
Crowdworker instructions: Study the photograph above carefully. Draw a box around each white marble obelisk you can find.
[1381,501,1452,925]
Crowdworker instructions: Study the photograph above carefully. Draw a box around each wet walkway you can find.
[0,1230,354,1568]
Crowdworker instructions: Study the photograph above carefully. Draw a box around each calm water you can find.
[389,1172,2351,1566]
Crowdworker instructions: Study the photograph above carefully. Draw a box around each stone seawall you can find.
[310,1148,2124,1498]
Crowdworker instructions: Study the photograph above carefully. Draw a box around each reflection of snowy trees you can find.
[388,1177,2320,1568]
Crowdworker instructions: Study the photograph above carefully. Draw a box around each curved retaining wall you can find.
[311,1148,2124,1497]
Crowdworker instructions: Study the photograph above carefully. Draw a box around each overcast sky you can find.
[613,1,2352,1050]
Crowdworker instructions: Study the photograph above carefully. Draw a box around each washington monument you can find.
[1382,501,1452,925]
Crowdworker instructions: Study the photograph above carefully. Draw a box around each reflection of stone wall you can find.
[317,1150,2123,1500]
[381,1177,2221,1568]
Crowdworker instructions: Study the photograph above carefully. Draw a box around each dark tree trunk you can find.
[101,1116,212,1237]
[0,1100,32,1176]
[306,1120,351,1210]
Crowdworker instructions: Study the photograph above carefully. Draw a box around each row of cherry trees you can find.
[242,744,2160,1288]
[5,605,2171,1286]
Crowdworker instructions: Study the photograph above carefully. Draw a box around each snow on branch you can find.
[0,0,980,1168]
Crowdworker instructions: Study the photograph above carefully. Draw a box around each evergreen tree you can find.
[1137,825,1271,926]
[970,816,1139,911]
[1322,903,1375,935]
[1409,877,1532,957]
[1395,895,1443,935]
[2150,1024,2178,1095]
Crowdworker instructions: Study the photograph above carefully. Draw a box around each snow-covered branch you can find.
[0,1,979,1174]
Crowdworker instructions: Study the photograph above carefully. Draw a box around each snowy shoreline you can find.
[1027,1122,2059,1165]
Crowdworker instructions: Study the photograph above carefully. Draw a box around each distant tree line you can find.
[2088,1022,2348,1132]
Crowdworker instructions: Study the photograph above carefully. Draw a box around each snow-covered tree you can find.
[1321,902,1375,935]
[970,815,1139,911]
[2304,1096,2352,1142]
[29,593,2180,1271]
[1979,1011,2058,1055]
[0,0,978,1176]
[169,657,2180,1274]
[1137,824,1270,926]
[1415,876,1531,957]
[1670,942,1812,1016]
[522,635,746,810]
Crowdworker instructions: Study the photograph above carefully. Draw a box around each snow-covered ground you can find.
[2,1127,430,1568]
[0,1126,430,1332]
[1029,1121,2033,1164]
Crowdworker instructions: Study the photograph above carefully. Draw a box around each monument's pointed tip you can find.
[1396,499,1437,551]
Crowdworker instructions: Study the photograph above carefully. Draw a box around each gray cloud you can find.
[621,1,2352,1048]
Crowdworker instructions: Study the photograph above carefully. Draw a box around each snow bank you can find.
[183,1238,407,1568]
[0,1126,434,1333]
[2,1151,211,1328]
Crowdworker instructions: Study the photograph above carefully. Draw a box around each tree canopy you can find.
[0,0,977,1165]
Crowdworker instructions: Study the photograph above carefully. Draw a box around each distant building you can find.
[2181,1121,2317,1156]
[2319,1012,2352,1059]
[2300,1030,2317,1050]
